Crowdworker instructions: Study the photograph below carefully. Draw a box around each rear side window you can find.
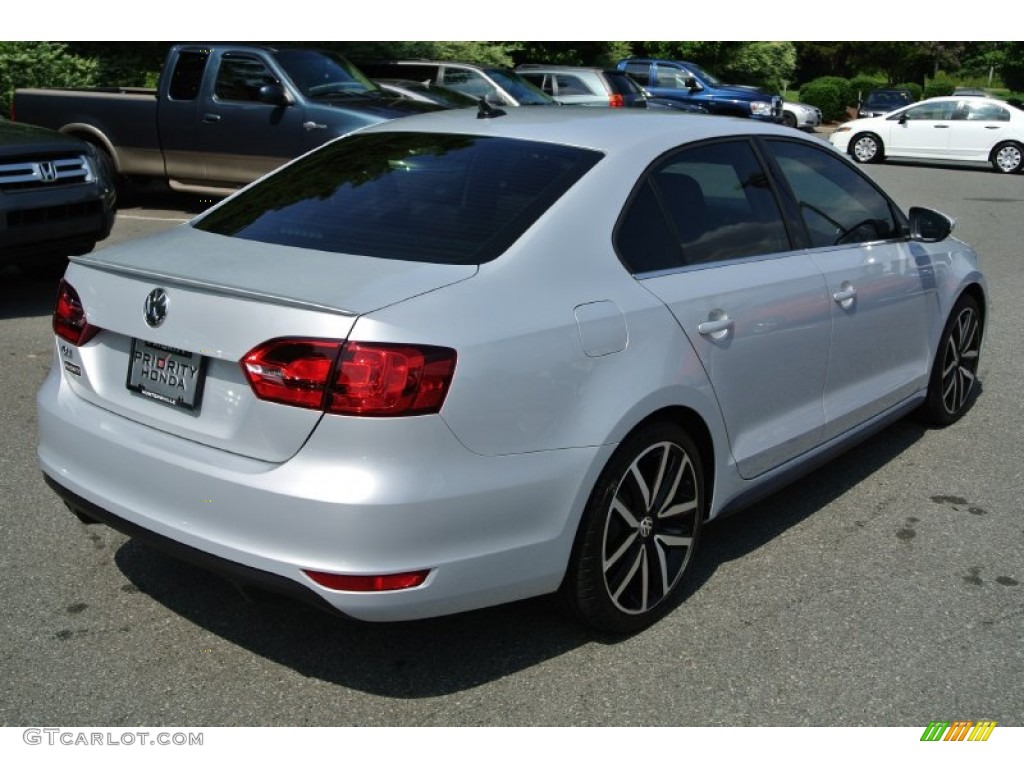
[194,133,602,265]
[167,50,209,101]
[622,62,650,86]
[616,140,790,273]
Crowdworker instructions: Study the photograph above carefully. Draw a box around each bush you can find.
[923,72,957,99]
[799,76,855,122]
[893,81,923,101]
[849,74,886,102]
[0,42,99,119]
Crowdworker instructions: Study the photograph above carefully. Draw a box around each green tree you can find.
[1001,42,1024,92]
[0,41,100,118]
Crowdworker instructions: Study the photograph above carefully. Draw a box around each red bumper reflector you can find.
[303,569,430,592]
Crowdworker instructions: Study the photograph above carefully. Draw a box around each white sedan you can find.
[829,95,1024,173]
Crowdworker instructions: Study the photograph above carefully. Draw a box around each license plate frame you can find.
[126,339,207,411]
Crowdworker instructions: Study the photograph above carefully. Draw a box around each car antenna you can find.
[477,98,506,119]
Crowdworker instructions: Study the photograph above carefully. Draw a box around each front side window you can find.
[616,140,790,273]
[766,139,902,248]
[653,64,689,89]
[214,54,278,102]
[899,101,957,121]
[194,133,602,265]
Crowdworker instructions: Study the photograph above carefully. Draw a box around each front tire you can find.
[990,141,1023,174]
[920,295,983,426]
[560,422,704,634]
[851,132,884,163]
[782,111,798,129]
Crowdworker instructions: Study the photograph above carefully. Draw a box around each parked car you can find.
[857,88,913,118]
[374,79,478,109]
[516,64,648,107]
[0,118,115,275]
[831,95,1024,173]
[617,58,782,121]
[356,60,554,107]
[13,44,440,197]
[953,87,988,97]
[40,108,986,634]
[781,100,822,130]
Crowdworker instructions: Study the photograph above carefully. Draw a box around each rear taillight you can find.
[303,569,430,592]
[609,93,624,108]
[241,339,456,417]
[53,279,100,346]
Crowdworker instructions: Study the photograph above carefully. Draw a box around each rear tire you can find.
[990,141,1023,174]
[560,422,704,634]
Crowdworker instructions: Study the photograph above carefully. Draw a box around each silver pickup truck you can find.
[13,44,440,197]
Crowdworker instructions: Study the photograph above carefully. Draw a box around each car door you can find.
[193,50,306,186]
[764,138,937,439]
[616,138,831,479]
[947,100,1011,160]
[886,100,958,159]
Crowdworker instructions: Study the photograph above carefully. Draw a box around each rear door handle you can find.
[833,284,857,309]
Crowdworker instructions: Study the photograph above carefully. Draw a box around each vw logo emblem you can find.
[144,288,168,328]
[639,516,654,538]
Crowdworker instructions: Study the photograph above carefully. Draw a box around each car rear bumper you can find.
[37,364,608,621]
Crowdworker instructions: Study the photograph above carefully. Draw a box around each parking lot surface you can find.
[1,164,1021,727]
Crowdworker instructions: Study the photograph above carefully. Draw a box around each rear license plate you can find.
[126,339,206,411]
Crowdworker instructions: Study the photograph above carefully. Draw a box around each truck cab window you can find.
[168,50,209,101]
[215,55,278,103]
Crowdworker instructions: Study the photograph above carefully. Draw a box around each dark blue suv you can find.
[617,58,782,122]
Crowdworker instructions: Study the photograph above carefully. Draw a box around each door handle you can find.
[202,113,221,123]
[303,121,327,131]
[833,284,857,309]
[697,315,733,339]
[933,124,949,128]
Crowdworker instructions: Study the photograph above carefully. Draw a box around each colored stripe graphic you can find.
[921,722,949,741]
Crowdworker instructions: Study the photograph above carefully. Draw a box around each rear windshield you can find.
[193,132,602,265]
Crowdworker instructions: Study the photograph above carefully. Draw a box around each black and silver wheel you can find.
[782,111,798,129]
[561,422,704,633]
[990,141,1023,174]
[920,295,982,426]
[851,132,884,163]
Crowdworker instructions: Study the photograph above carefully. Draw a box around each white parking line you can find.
[117,214,191,222]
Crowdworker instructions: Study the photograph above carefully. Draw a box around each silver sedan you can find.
[39,107,987,634]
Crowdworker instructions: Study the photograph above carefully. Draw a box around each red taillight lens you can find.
[53,279,100,346]
[609,93,624,108]
[328,342,456,416]
[304,569,430,592]
[241,339,341,410]
[241,339,456,417]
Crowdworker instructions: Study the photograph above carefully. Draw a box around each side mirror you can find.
[908,206,954,242]
[684,76,700,91]
[258,84,290,106]
[898,112,908,125]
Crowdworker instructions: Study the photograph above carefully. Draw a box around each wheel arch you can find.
[60,123,119,172]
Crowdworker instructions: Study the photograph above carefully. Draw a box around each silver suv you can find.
[516,65,647,107]
[356,60,553,107]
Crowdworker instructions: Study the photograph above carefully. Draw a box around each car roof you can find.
[517,64,617,74]
[356,105,804,156]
